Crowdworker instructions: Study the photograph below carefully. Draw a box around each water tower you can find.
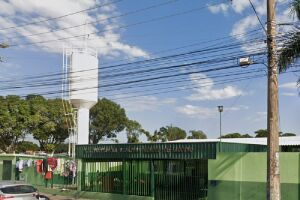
[63,46,98,145]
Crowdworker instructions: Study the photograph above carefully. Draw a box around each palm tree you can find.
[278,0,300,73]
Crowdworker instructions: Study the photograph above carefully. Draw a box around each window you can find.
[0,185,37,194]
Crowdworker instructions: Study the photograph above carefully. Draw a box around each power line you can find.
[0,59,265,94]
[4,0,179,40]
[8,1,227,47]
[0,0,124,31]
[248,0,267,34]
[0,33,266,84]
[0,49,267,91]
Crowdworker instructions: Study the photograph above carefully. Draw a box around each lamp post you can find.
[0,43,9,48]
[218,106,223,150]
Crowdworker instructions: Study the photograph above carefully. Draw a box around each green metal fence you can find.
[124,161,151,196]
[82,161,123,193]
[81,160,208,200]
[154,160,208,200]
[82,161,151,196]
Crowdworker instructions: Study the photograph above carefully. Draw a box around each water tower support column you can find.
[77,108,90,145]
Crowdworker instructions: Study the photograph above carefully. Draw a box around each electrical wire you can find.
[4,0,179,40]
[8,1,228,47]
[0,0,124,31]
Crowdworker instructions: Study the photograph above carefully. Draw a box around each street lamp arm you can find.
[0,43,9,48]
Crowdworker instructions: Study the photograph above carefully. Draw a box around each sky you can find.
[0,0,299,142]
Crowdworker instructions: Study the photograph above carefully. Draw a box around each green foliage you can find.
[90,98,127,144]
[54,143,69,153]
[279,0,300,74]
[0,95,30,152]
[187,130,207,139]
[16,141,39,153]
[278,32,300,72]
[44,144,55,153]
[255,129,269,137]
[125,120,149,143]
[221,133,253,138]
[0,95,69,152]
[147,126,187,142]
[254,129,296,137]
[27,96,69,150]
[281,133,297,137]
[292,0,300,19]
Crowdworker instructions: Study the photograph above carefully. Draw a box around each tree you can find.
[146,129,162,142]
[278,0,300,85]
[147,126,187,142]
[27,95,68,150]
[54,143,69,153]
[0,95,30,152]
[125,120,149,143]
[254,129,296,137]
[221,133,253,138]
[16,141,39,153]
[281,133,296,137]
[255,129,269,137]
[187,130,207,139]
[90,98,127,144]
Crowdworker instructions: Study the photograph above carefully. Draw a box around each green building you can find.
[0,137,299,200]
[75,137,300,200]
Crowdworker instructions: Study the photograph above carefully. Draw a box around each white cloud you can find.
[0,0,148,58]
[176,105,216,119]
[251,0,267,16]
[281,92,297,97]
[227,0,296,53]
[279,82,298,89]
[231,0,250,13]
[0,1,15,15]
[186,73,244,101]
[227,105,249,111]
[230,14,267,53]
[115,95,176,112]
[208,0,250,14]
[176,104,248,119]
[248,111,267,122]
[208,3,229,14]
[231,15,259,39]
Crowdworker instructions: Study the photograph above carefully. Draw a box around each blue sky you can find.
[0,0,299,142]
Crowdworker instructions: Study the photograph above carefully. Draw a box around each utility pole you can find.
[266,0,280,199]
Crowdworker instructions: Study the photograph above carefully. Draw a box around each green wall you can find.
[208,152,300,200]
[0,155,16,181]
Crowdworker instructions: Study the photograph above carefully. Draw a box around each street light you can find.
[218,106,223,149]
[0,43,9,48]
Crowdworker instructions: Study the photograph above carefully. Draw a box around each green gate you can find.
[2,160,12,180]
[125,161,151,196]
[81,160,208,200]
[154,160,207,200]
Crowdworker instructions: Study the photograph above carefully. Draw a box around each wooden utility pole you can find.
[266,0,280,199]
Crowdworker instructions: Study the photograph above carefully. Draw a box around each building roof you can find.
[168,136,300,146]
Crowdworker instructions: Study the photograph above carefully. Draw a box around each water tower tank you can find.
[70,48,98,145]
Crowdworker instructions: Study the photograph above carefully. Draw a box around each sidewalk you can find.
[37,186,90,200]
[40,193,89,200]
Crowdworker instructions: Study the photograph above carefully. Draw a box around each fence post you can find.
[150,160,155,198]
